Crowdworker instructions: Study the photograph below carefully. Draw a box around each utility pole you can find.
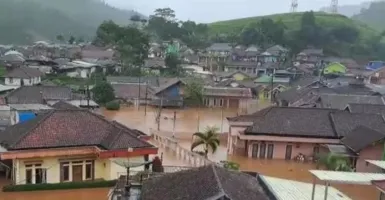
[157,95,163,131]
[86,84,90,109]
[144,81,148,116]
[220,106,224,134]
[270,69,275,103]
[137,76,141,110]
[172,111,176,138]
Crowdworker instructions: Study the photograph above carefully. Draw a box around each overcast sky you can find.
[106,0,371,23]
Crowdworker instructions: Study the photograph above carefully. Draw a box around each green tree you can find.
[94,21,149,74]
[191,126,220,158]
[164,53,181,75]
[56,34,64,42]
[68,35,75,44]
[184,79,204,106]
[92,81,115,104]
[318,153,353,171]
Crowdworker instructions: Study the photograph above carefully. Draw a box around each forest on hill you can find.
[0,0,142,44]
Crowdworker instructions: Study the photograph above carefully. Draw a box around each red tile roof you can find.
[0,110,154,150]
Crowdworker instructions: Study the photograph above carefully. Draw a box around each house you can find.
[226,107,385,172]
[111,164,351,200]
[345,103,385,115]
[56,60,100,78]
[150,78,184,107]
[110,77,184,107]
[296,48,324,62]
[5,85,73,104]
[0,50,25,67]
[265,45,288,58]
[364,66,385,85]
[0,108,157,185]
[81,46,114,60]
[203,86,253,110]
[256,84,288,101]
[3,67,43,86]
[366,61,385,71]
[323,62,346,76]
[140,165,271,200]
[206,43,232,55]
[112,83,154,106]
[316,94,385,110]
[276,80,380,107]
[213,71,255,82]
[224,61,259,74]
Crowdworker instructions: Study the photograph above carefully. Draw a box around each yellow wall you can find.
[232,73,246,81]
[14,156,145,185]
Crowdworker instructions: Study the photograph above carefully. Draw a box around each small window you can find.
[26,169,32,184]
[9,78,13,83]
[213,99,217,106]
[263,92,269,98]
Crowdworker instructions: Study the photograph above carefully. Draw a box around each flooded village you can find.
[2,3,385,200]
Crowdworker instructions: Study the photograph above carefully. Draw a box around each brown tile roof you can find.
[245,107,338,138]
[330,112,385,137]
[341,126,385,153]
[141,165,270,200]
[203,86,252,98]
[112,84,154,100]
[51,101,82,110]
[346,103,385,115]
[5,86,73,104]
[227,107,273,122]
[0,110,153,150]
[318,94,384,110]
[244,107,385,139]
[4,66,43,78]
[154,78,182,94]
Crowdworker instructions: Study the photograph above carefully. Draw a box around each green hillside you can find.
[209,12,378,39]
[0,0,143,44]
[353,1,385,31]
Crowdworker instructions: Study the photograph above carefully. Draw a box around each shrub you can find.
[220,161,240,171]
[105,100,120,110]
[2,180,117,192]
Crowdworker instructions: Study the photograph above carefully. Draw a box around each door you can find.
[259,143,266,159]
[267,144,274,159]
[285,145,292,160]
[251,144,259,158]
[72,165,83,182]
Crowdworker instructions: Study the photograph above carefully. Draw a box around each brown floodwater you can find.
[0,105,378,200]
[102,106,243,135]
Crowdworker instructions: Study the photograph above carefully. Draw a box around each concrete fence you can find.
[151,129,213,167]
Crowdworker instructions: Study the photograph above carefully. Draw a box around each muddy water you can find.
[104,106,379,200]
[102,106,242,136]
[0,105,377,200]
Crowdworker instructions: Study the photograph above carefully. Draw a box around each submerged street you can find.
[0,105,379,200]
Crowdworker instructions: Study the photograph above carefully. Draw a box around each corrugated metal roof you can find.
[366,160,385,170]
[9,104,52,111]
[260,176,351,200]
[310,170,385,185]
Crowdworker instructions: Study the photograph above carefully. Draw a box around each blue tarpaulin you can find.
[18,112,36,123]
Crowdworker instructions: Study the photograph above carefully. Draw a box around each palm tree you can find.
[191,126,220,158]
